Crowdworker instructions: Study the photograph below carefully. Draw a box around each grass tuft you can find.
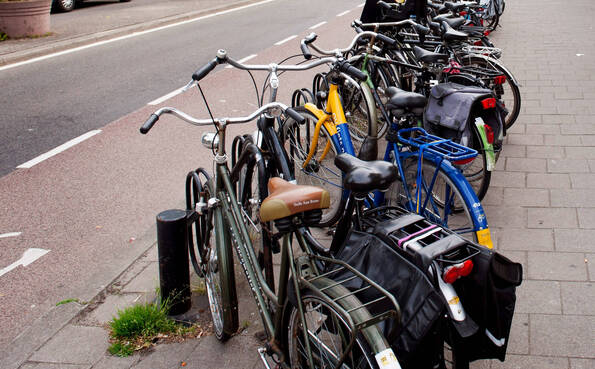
[110,302,176,339]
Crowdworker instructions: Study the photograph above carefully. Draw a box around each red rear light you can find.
[474,40,483,46]
[481,97,496,109]
[460,11,468,16]
[443,260,474,283]
[483,30,490,36]
[453,157,474,165]
[484,124,494,144]
[494,75,506,85]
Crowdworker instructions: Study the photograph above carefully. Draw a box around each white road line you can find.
[17,130,102,169]
[0,232,21,239]
[357,3,365,7]
[148,86,186,105]
[0,248,50,278]
[225,54,257,68]
[0,0,280,72]
[309,21,327,30]
[336,10,351,17]
[274,35,298,46]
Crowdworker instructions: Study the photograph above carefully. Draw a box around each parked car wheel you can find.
[52,0,75,12]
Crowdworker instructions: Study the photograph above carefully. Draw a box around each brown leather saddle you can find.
[259,177,330,222]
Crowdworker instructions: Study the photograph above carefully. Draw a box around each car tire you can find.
[52,0,75,12]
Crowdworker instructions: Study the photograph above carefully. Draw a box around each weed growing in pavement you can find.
[0,33,7,42]
[56,298,84,306]
[108,300,211,357]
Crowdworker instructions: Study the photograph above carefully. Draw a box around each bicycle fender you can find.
[467,54,520,86]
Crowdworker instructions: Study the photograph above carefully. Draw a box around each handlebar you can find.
[300,31,386,57]
[140,102,303,134]
[356,18,431,36]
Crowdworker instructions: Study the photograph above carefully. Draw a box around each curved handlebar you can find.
[139,102,301,134]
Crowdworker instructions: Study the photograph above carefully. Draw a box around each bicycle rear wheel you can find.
[459,55,521,130]
[284,279,385,369]
[386,158,480,242]
[282,106,344,227]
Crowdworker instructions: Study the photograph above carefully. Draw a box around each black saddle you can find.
[385,86,427,118]
[413,45,449,64]
[335,154,398,193]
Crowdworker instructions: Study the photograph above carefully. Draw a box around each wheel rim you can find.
[287,296,374,369]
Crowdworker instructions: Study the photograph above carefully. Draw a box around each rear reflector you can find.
[494,75,506,85]
[484,124,494,144]
[443,260,474,284]
[481,97,497,109]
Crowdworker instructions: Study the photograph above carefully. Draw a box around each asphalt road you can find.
[0,0,363,352]
[0,0,361,177]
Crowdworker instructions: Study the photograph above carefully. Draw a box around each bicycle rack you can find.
[299,254,402,338]
[397,127,478,162]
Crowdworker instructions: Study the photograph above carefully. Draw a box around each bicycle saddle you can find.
[441,21,469,41]
[413,46,449,64]
[385,86,427,117]
[334,154,398,193]
[259,177,330,222]
[444,1,475,12]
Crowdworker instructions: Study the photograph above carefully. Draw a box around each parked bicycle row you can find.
[140,0,522,368]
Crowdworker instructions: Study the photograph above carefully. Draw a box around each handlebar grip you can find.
[414,23,431,35]
[285,107,306,125]
[339,61,368,82]
[140,114,159,134]
[377,1,392,10]
[376,33,397,47]
[192,58,218,81]
[300,39,312,60]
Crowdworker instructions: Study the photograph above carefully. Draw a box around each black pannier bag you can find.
[452,247,523,361]
[328,210,523,366]
[423,82,505,153]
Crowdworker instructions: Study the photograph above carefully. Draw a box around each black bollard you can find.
[156,209,192,316]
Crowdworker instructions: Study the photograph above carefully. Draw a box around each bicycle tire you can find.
[458,55,521,130]
[203,178,239,341]
[282,106,344,227]
[283,277,389,369]
[340,80,378,153]
[385,158,480,242]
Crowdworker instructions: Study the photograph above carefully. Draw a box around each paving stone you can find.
[570,358,595,369]
[130,340,199,369]
[500,145,526,158]
[524,124,561,135]
[515,280,561,314]
[507,313,529,355]
[505,158,546,173]
[526,173,570,189]
[503,189,549,207]
[551,190,595,207]
[569,173,595,188]
[577,208,595,229]
[581,135,595,146]
[527,252,588,281]
[560,282,595,315]
[527,208,577,229]
[491,172,526,188]
[482,187,504,206]
[81,293,144,325]
[588,254,595,282]
[526,146,564,159]
[565,147,595,160]
[19,364,91,369]
[554,229,595,252]
[530,315,595,357]
[91,354,138,369]
[490,355,569,369]
[544,135,583,146]
[547,159,591,173]
[485,206,527,229]
[122,262,159,294]
[543,115,574,124]
[507,134,544,146]
[184,335,260,369]
[499,229,554,251]
[29,325,109,364]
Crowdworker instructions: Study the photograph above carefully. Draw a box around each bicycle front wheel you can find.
[386,158,481,242]
[203,180,239,341]
[283,106,344,227]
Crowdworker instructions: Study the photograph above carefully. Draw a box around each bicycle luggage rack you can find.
[461,45,502,58]
[359,206,481,271]
[397,127,478,162]
[300,255,402,337]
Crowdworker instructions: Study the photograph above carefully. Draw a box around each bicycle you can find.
[289,33,493,247]
[140,99,403,368]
